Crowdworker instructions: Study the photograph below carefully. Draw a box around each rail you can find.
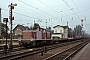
[0,40,81,60]
[44,40,89,60]
[63,41,89,60]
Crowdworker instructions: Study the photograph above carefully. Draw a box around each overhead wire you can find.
[63,0,80,19]
[5,0,53,20]
[38,0,58,13]
[1,8,39,19]
[5,0,57,20]
[1,9,36,23]
[70,5,89,10]
[4,8,89,25]
[72,0,83,17]
[62,7,90,18]
[18,5,38,14]
[18,0,57,18]
[13,11,38,19]
[18,4,55,20]
[1,8,38,28]
[37,0,61,22]
[3,0,90,27]
[3,0,57,27]
[4,1,90,20]
[1,8,55,28]
[4,0,90,20]
[2,1,38,20]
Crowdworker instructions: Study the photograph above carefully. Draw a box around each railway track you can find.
[0,44,20,51]
[0,40,80,54]
[0,45,26,55]
[0,40,83,60]
[44,40,89,60]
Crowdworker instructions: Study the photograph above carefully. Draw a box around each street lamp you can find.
[3,18,8,54]
[8,3,17,49]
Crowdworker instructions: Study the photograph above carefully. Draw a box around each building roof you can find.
[53,25,68,29]
[13,24,29,31]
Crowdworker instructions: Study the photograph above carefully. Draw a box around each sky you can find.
[0,0,90,34]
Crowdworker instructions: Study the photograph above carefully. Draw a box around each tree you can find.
[46,26,51,32]
[74,25,82,37]
[68,28,73,37]
[29,25,33,30]
[33,23,40,30]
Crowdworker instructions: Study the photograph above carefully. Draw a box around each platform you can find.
[72,42,90,60]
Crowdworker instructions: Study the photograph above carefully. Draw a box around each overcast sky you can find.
[0,0,90,34]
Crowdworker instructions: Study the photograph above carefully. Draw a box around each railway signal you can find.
[3,18,8,54]
[8,3,17,50]
[81,18,86,41]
